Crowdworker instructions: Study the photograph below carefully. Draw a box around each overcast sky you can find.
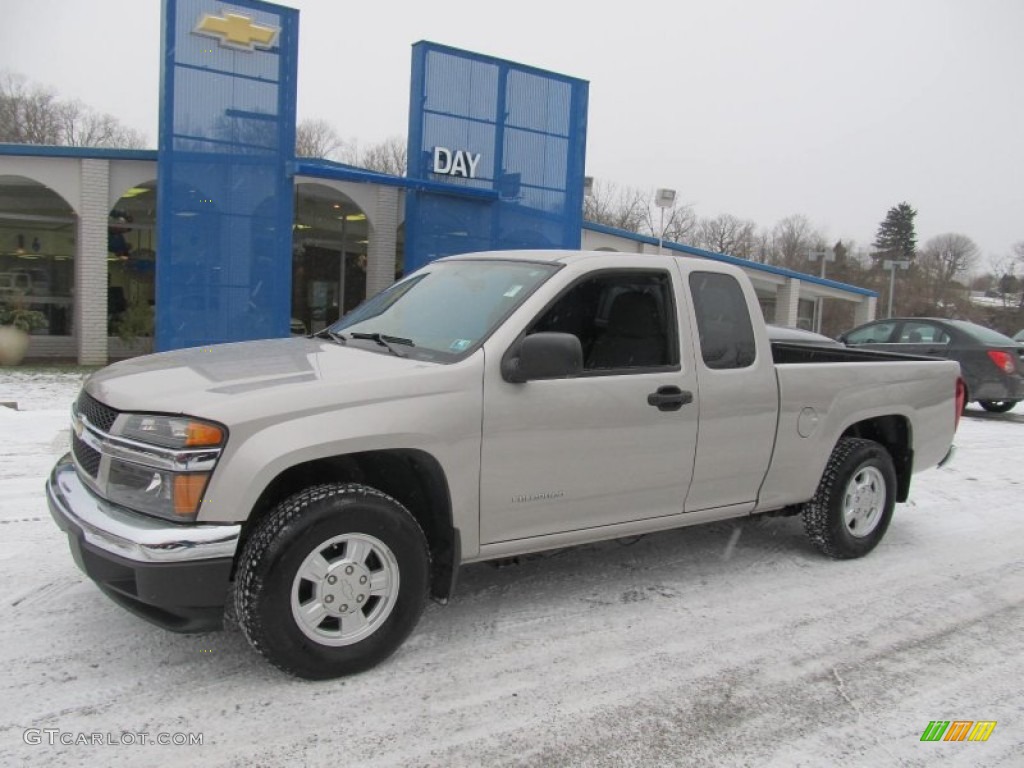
[2,0,1022,267]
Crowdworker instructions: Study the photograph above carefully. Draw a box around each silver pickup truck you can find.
[48,250,962,679]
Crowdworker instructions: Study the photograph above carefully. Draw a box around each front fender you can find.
[198,372,485,559]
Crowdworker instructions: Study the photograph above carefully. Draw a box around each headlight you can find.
[119,414,225,449]
[103,414,226,521]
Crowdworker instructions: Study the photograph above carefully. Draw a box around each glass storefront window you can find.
[0,176,76,336]
[292,184,370,335]
[107,182,157,340]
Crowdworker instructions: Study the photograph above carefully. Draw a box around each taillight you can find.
[954,377,966,431]
[987,350,1016,374]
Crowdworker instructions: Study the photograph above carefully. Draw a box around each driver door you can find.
[478,266,699,544]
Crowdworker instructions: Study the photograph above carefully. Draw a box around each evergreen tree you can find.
[872,202,917,261]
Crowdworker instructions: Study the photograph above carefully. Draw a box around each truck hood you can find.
[85,338,445,421]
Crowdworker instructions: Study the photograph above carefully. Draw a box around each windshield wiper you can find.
[349,332,415,358]
[312,328,349,345]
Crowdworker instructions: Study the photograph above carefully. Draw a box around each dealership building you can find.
[0,0,877,365]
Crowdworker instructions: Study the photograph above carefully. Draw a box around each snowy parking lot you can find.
[0,370,1021,767]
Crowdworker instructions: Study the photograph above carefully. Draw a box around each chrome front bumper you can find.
[47,454,241,632]
[48,454,240,563]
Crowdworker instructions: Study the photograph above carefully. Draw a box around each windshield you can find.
[330,259,560,362]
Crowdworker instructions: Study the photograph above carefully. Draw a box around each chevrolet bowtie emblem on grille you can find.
[194,12,279,52]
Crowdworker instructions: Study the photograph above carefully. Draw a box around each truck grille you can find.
[76,392,119,432]
[72,433,102,478]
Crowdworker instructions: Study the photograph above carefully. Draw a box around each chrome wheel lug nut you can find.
[324,594,334,604]
[345,566,354,575]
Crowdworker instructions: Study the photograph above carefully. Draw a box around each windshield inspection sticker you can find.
[504,285,523,298]
[450,339,472,352]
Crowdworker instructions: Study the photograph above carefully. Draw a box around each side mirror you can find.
[502,332,583,383]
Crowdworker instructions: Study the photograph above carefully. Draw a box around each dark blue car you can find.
[839,318,1024,413]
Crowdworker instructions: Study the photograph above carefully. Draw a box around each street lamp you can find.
[654,188,676,254]
[805,249,835,333]
[882,259,910,318]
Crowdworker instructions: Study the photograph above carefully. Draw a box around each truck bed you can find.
[770,341,938,365]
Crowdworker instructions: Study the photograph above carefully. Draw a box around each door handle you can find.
[647,386,693,412]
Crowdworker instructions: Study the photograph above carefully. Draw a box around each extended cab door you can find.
[677,263,779,513]
[478,261,699,544]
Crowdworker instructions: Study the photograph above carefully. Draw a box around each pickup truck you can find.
[48,250,962,679]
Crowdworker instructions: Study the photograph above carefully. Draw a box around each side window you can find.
[845,322,897,344]
[528,271,676,372]
[689,272,756,370]
[898,321,950,344]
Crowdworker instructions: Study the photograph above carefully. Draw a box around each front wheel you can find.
[235,483,429,679]
[802,437,897,559]
[978,400,1018,413]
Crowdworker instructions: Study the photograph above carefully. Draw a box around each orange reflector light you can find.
[174,474,209,516]
[185,421,224,447]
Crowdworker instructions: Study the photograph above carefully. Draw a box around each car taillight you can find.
[954,377,965,431]
[987,350,1016,374]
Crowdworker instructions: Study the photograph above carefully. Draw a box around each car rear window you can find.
[946,320,1017,345]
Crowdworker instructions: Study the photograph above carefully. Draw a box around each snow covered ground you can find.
[0,369,1021,767]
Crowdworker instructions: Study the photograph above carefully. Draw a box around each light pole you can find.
[882,259,910,318]
[654,188,676,254]
[805,249,835,333]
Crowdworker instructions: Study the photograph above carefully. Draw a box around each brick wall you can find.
[365,186,400,298]
[76,159,109,365]
[773,278,801,327]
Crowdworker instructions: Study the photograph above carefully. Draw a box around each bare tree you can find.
[583,181,650,233]
[640,198,697,245]
[749,229,776,264]
[357,136,407,176]
[772,214,825,270]
[59,101,146,148]
[693,213,758,258]
[917,233,979,310]
[295,118,348,160]
[983,254,1021,310]
[0,72,63,144]
[1,70,147,148]
[1013,241,1024,269]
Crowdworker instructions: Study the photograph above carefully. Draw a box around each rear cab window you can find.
[689,272,756,369]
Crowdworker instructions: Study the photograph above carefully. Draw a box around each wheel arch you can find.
[840,414,912,502]
[237,449,458,601]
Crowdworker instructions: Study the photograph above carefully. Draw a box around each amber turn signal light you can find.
[174,474,210,516]
[185,422,224,447]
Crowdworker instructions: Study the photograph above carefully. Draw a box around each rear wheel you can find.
[978,400,1017,413]
[235,483,429,679]
[802,437,896,559]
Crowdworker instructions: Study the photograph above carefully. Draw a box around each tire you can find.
[802,437,897,559]
[978,400,1018,413]
[235,483,429,680]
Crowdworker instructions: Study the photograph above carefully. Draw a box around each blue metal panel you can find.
[157,0,297,351]
[405,42,589,274]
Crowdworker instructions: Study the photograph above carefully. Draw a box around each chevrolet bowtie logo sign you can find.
[194,12,279,52]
